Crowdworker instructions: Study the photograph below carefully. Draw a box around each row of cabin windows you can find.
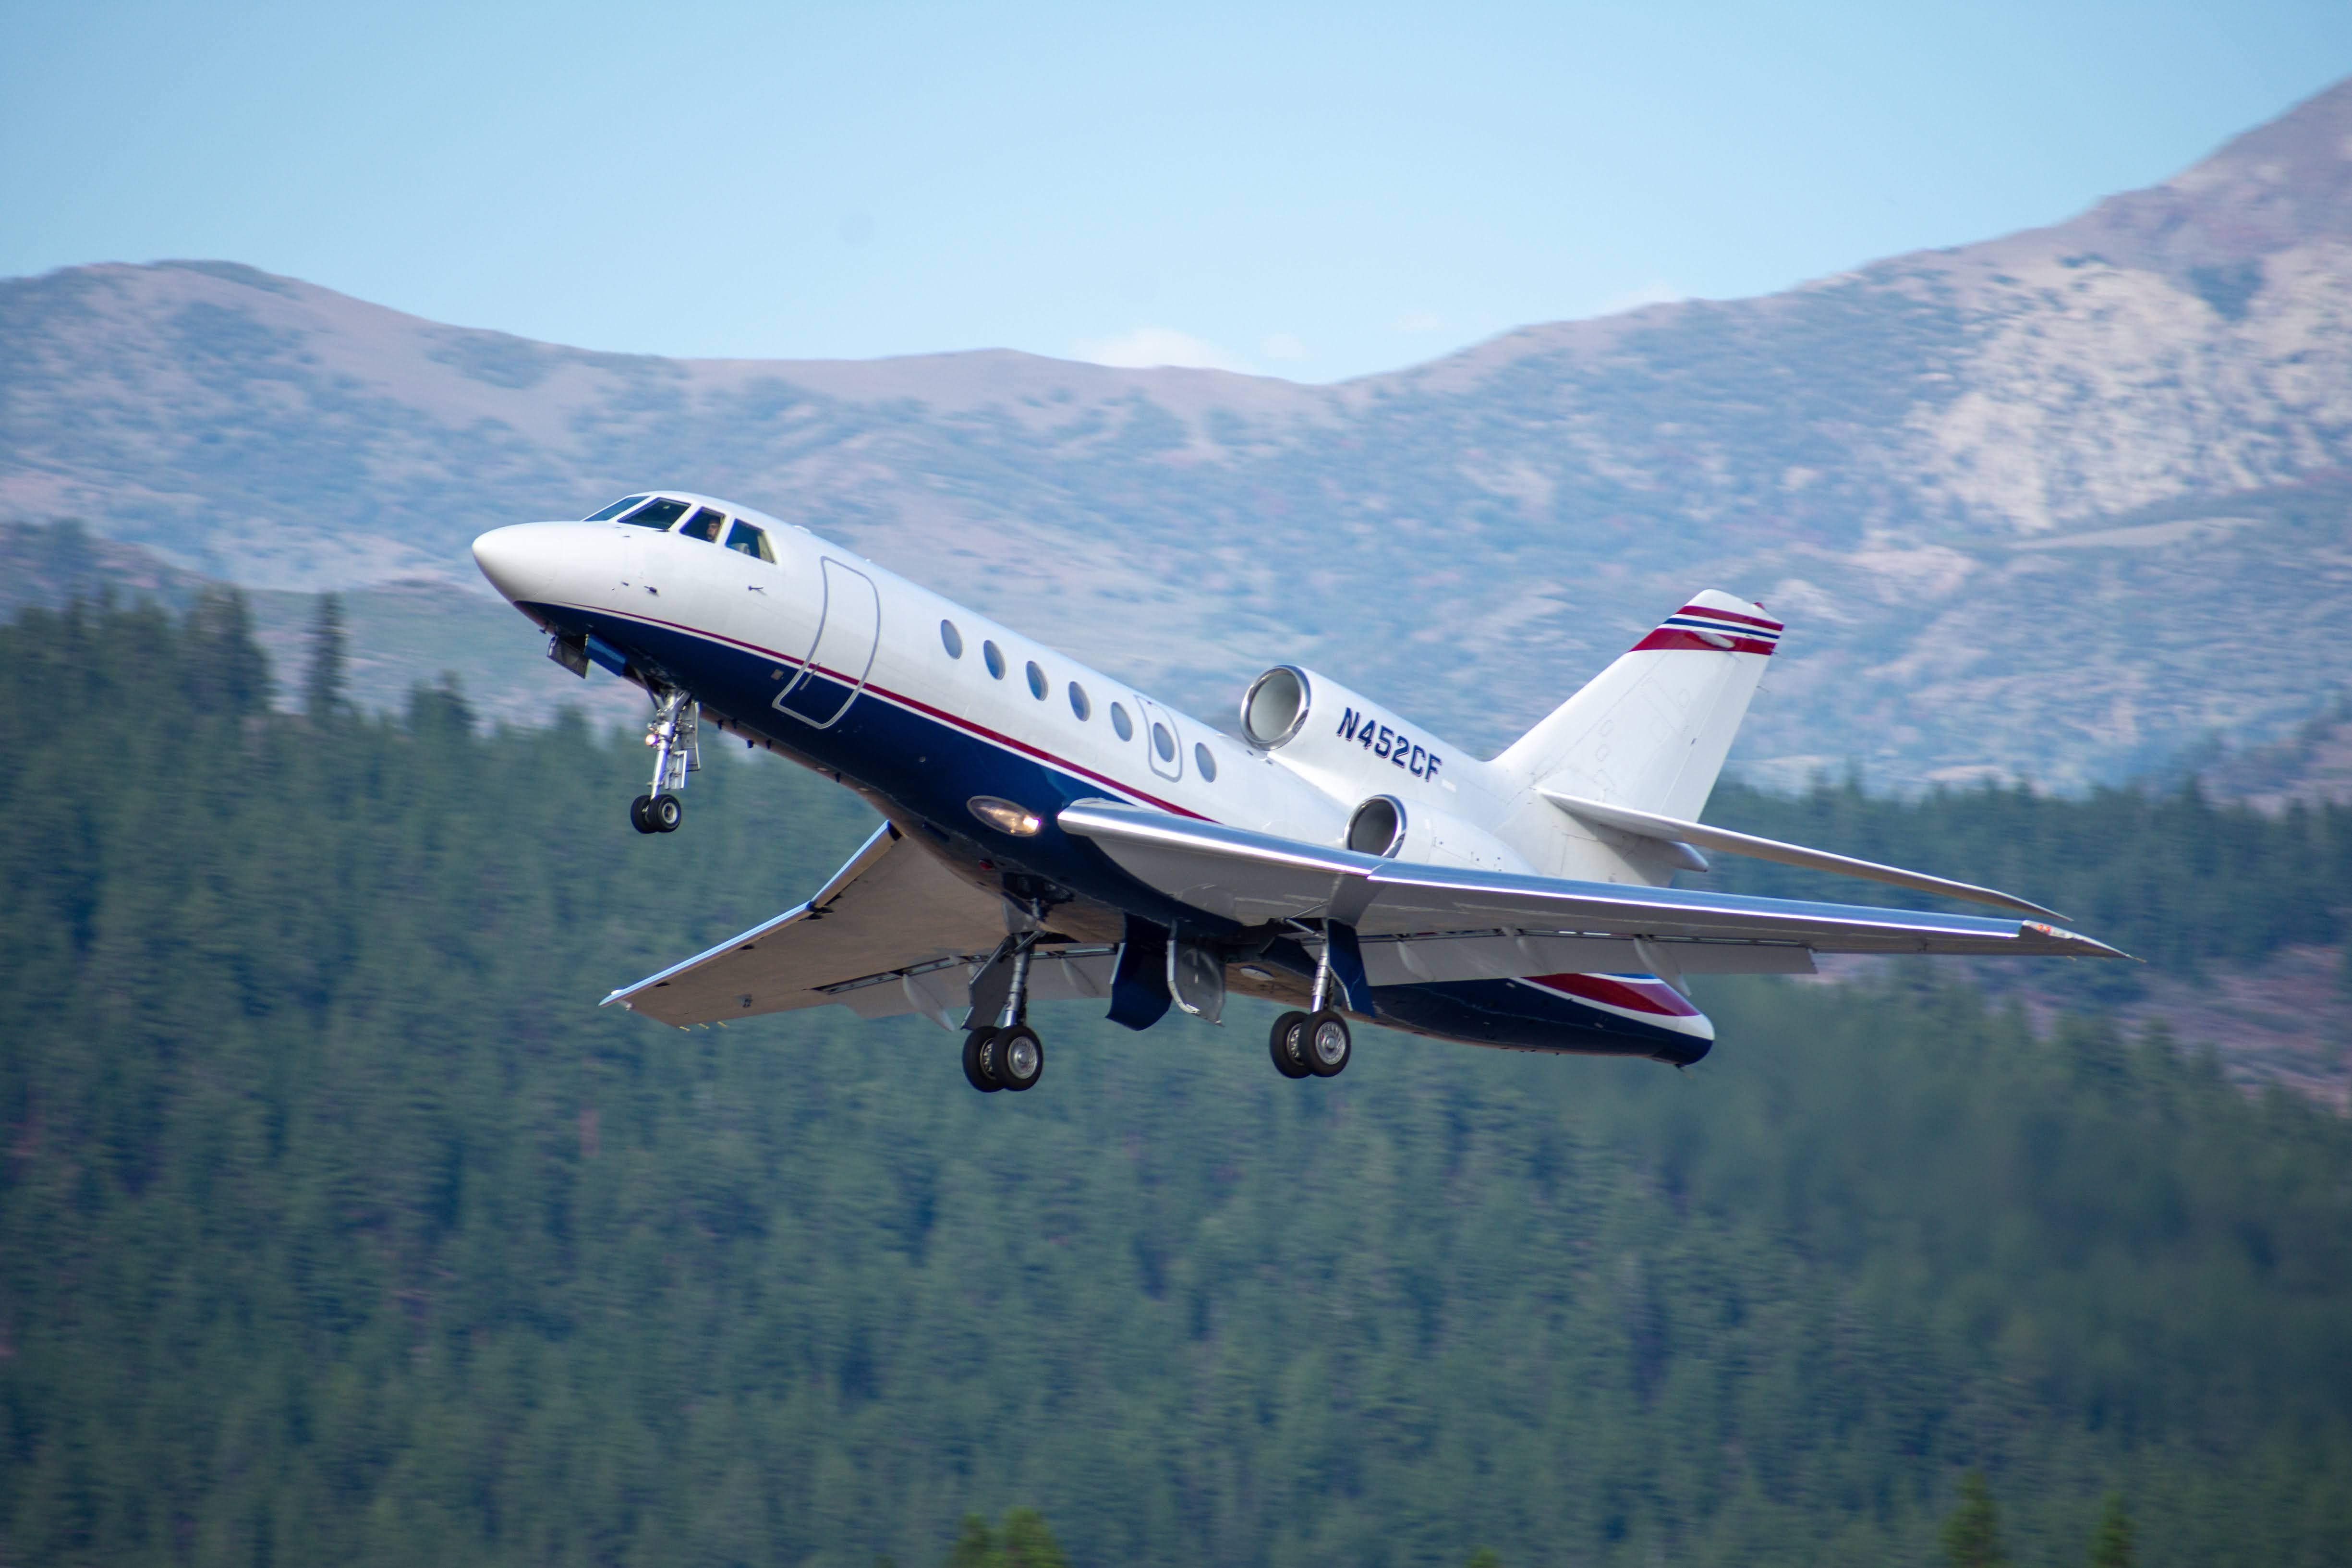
[584,495,775,563]
[936,617,1218,781]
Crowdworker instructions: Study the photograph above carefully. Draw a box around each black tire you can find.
[1268,1010,1311,1078]
[630,795,656,834]
[1303,1010,1352,1077]
[961,1029,1003,1092]
[994,1025,1044,1092]
[652,793,684,832]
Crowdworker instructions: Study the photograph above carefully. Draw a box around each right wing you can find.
[604,822,1116,1029]
[1057,801,2127,962]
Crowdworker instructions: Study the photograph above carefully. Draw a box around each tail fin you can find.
[1494,590,1781,819]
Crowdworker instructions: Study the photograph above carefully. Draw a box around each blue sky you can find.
[5,1,2347,382]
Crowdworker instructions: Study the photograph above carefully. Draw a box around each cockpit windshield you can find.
[725,521,776,562]
[617,498,691,531]
[583,494,652,522]
[678,506,727,543]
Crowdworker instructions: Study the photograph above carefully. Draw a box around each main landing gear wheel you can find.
[994,1025,1044,1092]
[630,795,656,834]
[962,1029,1004,1093]
[1303,1010,1352,1077]
[650,793,683,833]
[1269,1010,1311,1079]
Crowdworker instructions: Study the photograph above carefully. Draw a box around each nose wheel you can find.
[629,688,698,834]
[630,794,683,834]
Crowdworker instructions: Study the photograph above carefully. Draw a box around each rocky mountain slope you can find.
[7,81,2352,786]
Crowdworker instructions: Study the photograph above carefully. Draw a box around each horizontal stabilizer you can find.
[1540,790,2065,920]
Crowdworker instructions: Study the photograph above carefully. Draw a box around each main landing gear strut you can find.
[1268,926,1352,1080]
[630,687,699,834]
[962,930,1046,1094]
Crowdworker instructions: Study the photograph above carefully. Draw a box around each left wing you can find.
[605,822,1115,1029]
[1057,801,2127,962]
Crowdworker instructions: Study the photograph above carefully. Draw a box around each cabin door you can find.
[1137,696,1184,782]
[773,559,880,729]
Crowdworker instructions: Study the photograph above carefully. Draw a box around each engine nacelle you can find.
[1344,794,1536,875]
[1240,664,1468,803]
[1242,665,1545,872]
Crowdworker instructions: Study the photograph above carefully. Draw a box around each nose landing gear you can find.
[630,687,698,834]
[630,793,683,834]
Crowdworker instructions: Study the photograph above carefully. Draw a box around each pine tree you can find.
[998,1509,1068,1568]
[1943,1472,2010,1568]
[303,591,347,720]
[2088,1496,2134,1568]
[946,1514,995,1568]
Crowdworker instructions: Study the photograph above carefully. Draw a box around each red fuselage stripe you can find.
[1525,973,1698,1017]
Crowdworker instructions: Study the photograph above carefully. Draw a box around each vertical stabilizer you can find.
[1494,591,1780,820]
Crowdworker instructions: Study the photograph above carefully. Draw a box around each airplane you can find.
[470,490,2124,1093]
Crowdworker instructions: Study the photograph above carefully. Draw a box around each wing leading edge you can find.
[602,822,1121,1029]
[1056,801,2128,963]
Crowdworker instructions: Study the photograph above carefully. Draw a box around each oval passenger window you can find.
[1194,743,1217,781]
[1110,703,1133,741]
[1152,723,1175,761]
[983,641,1006,679]
[940,620,963,658]
[1068,682,1091,721]
[1026,661,1048,700]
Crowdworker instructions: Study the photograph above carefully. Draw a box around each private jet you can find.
[472,492,2122,1093]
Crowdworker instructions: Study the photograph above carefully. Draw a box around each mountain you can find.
[7,82,2352,786]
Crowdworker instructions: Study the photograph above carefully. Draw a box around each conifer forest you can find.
[3,596,2349,1567]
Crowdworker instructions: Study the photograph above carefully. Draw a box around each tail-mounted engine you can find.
[1241,665,1459,791]
[1241,665,1528,872]
[1344,794,1534,875]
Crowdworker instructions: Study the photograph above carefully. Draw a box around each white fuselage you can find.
[473,495,1677,890]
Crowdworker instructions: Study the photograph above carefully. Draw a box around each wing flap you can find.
[1360,931,1817,986]
[605,822,1013,1027]
[1057,801,2126,961]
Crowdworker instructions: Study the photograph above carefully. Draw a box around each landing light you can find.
[968,796,1043,837]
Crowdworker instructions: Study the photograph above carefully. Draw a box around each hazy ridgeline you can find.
[3,597,2349,1568]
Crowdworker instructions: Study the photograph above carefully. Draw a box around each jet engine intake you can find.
[1240,664,1473,803]
[1240,665,1312,749]
[1345,794,1534,874]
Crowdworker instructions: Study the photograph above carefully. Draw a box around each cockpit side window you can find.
[725,521,775,562]
[679,507,727,543]
[620,498,690,530]
[584,494,653,522]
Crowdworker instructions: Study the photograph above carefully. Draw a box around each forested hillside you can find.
[4,598,2350,1568]
[1704,776,2352,982]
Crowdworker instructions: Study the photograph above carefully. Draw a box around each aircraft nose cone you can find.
[472,525,556,603]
